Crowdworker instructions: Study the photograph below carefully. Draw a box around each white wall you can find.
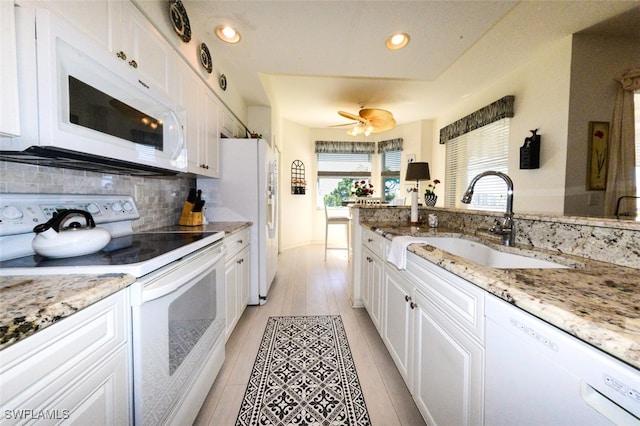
[431,37,573,214]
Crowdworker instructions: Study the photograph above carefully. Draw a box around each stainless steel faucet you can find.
[461,171,516,246]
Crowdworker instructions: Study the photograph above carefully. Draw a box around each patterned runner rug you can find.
[236,315,371,425]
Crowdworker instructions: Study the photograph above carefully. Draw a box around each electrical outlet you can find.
[135,184,144,202]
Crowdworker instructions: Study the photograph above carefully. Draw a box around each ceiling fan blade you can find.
[360,108,396,133]
[329,122,357,128]
[338,111,367,124]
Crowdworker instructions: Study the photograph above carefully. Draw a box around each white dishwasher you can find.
[485,295,640,425]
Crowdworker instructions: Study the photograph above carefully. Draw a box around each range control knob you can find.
[86,203,100,215]
[111,202,123,212]
[122,201,134,212]
[1,205,23,221]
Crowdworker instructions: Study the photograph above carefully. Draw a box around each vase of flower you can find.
[352,180,374,198]
[424,179,440,207]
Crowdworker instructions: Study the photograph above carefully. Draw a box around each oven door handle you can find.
[138,245,225,303]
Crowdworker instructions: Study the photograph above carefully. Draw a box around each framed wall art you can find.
[587,121,610,190]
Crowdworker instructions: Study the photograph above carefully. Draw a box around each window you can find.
[317,152,371,206]
[382,150,401,202]
[445,118,510,211]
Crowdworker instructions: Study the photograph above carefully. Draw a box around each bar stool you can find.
[324,197,351,260]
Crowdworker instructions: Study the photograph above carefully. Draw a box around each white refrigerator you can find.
[197,138,278,305]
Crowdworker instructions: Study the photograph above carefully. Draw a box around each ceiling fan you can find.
[334,107,397,136]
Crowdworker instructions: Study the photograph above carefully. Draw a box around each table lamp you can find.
[405,162,430,224]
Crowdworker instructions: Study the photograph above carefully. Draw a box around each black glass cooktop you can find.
[0,232,216,269]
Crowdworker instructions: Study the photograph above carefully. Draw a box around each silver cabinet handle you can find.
[410,302,417,309]
[405,295,411,302]
[116,51,127,60]
[129,59,138,69]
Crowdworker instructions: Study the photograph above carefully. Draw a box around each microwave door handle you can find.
[169,110,185,161]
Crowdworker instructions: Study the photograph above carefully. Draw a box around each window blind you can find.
[445,118,510,211]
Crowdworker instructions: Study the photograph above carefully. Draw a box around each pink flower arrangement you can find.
[352,180,374,197]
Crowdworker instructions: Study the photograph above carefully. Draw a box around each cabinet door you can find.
[412,289,484,426]
[238,246,251,310]
[369,254,383,333]
[360,247,372,309]
[201,88,220,177]
[382,266,413,383]
[180,66,201,174]
[40,0,111,49]
[0,0,20,137]
[113,2,173,94]
[225,259,239,340]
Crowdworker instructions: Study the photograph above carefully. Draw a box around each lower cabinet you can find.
[224,228,251,340]
[0,290,131,425]
[411,287,484,426]
[360,225,485,426]
[361,246,383,333]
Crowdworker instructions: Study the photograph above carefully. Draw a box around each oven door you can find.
[130,242,225,425]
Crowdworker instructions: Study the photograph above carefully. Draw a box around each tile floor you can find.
[194,244,426,426]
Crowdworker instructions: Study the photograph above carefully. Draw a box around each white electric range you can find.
[0,193,227,425]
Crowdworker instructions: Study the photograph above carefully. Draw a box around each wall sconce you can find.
[405,162,430,224]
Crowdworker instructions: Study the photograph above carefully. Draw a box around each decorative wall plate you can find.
[169,0,191,43]
[199,43,213,73]
[219,74,227,91]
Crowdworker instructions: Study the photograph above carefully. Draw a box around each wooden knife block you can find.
[178,201,203,226]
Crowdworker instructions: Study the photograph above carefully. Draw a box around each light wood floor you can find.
[194,244,426,426]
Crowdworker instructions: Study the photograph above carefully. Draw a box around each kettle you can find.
[32,209,111,258]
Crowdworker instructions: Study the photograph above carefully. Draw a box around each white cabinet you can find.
[1,0,20,138]
[110,1,175,95]
[382,266,413,383]
[0,290,131,425]
[180,65,220,177]
[361,228,386,333]
[411,287,484,426]
[357,225,485,426]
[224,228,251,339]
[220,109,236,138]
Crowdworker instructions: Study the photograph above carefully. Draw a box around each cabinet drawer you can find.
[224,228,250,260]
[361,227,388,259]
[406,252,485,341]
[0,290,129,407]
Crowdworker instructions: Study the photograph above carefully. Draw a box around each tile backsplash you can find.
[0,161,195,231]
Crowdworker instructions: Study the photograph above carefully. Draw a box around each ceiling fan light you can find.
[386,32,410,50]
[348,126,360,136]
[216,25,241,43]
[364,125,373,136]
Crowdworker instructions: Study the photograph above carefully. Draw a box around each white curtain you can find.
[604,68,640,217]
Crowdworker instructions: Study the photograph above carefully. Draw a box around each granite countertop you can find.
[364,222,640,371]
[0,274,135,350]
[0,221,252,351]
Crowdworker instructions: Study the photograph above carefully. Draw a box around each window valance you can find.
[314,141,375,154]
[439,96,515,144]
[377,138,403,153]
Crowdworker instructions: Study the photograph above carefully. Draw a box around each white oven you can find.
[130,241,226,425]
[0,8,186,176]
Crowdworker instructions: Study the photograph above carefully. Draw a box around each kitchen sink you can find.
[418,237,569,269]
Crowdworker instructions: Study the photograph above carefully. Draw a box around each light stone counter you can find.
[364,222,640,371]
[0,221,251,351]
[0,273,135,350]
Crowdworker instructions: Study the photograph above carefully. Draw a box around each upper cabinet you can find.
[110,2,175,96]
[179,63,220,178]
[0,0,20,137]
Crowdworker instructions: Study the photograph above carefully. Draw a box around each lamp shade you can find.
[405,162,430,181]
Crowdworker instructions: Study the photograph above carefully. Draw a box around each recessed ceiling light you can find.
[216,25,241,44]
[386,32,410,50]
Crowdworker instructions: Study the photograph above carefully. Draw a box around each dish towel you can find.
[387,236,425,270]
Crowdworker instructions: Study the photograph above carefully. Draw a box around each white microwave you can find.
[0,8,186,176]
